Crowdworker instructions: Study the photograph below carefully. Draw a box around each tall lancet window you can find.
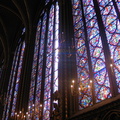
[71,0,120,110]
[2,28,26,120]
[28,1,59,120]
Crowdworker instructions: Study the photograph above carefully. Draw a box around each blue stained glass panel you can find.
[3,44,21,119]
[34,18,46,119]
[72,0,93,109]
[28,2,59,119]
[11,41,25,116]
[83,0,96,22]
[82,0,111,102]
[116,0,120,12]
[53,2,59,92]
[43,5,54,120]
[28,20,42,118]
[97,0,120,92]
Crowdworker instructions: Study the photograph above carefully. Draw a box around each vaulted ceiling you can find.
[0,0,45,67]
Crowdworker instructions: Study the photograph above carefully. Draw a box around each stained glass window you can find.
[97,0,120,92]
[28,1,59,120]
[11,41,25,116]
[71,0,120,110]
[72,0,93,109]
[28,19,43,119]
[115,0,120,12]
[2,29,26,120]
[42,5,55,119]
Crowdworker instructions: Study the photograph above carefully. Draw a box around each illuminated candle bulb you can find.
[72,80,75,83]
[71,85,73,94]
[24,115,26,118]
[111,56,113,59]
[110,64,113,67]
[32,104,34,107]
[78,87,81,91]
[15,112,17,115]
[88,85,90,88]
[90,80,92,83]
[17,114,19,117]
[28,106,30,109]
[40,104,42,107]
[26,112,28,115]
[19,111,22,114]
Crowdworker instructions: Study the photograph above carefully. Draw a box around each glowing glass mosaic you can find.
[115,0,120,12]
[71,0,120,109]
[28,2,59,120]
[43,4,55,120]
[11,41,26,116]
[72,0,93,109]
[3,44,21,119]
[3,38,25,120]
[28,19,43,119]
[97,0,120,92]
